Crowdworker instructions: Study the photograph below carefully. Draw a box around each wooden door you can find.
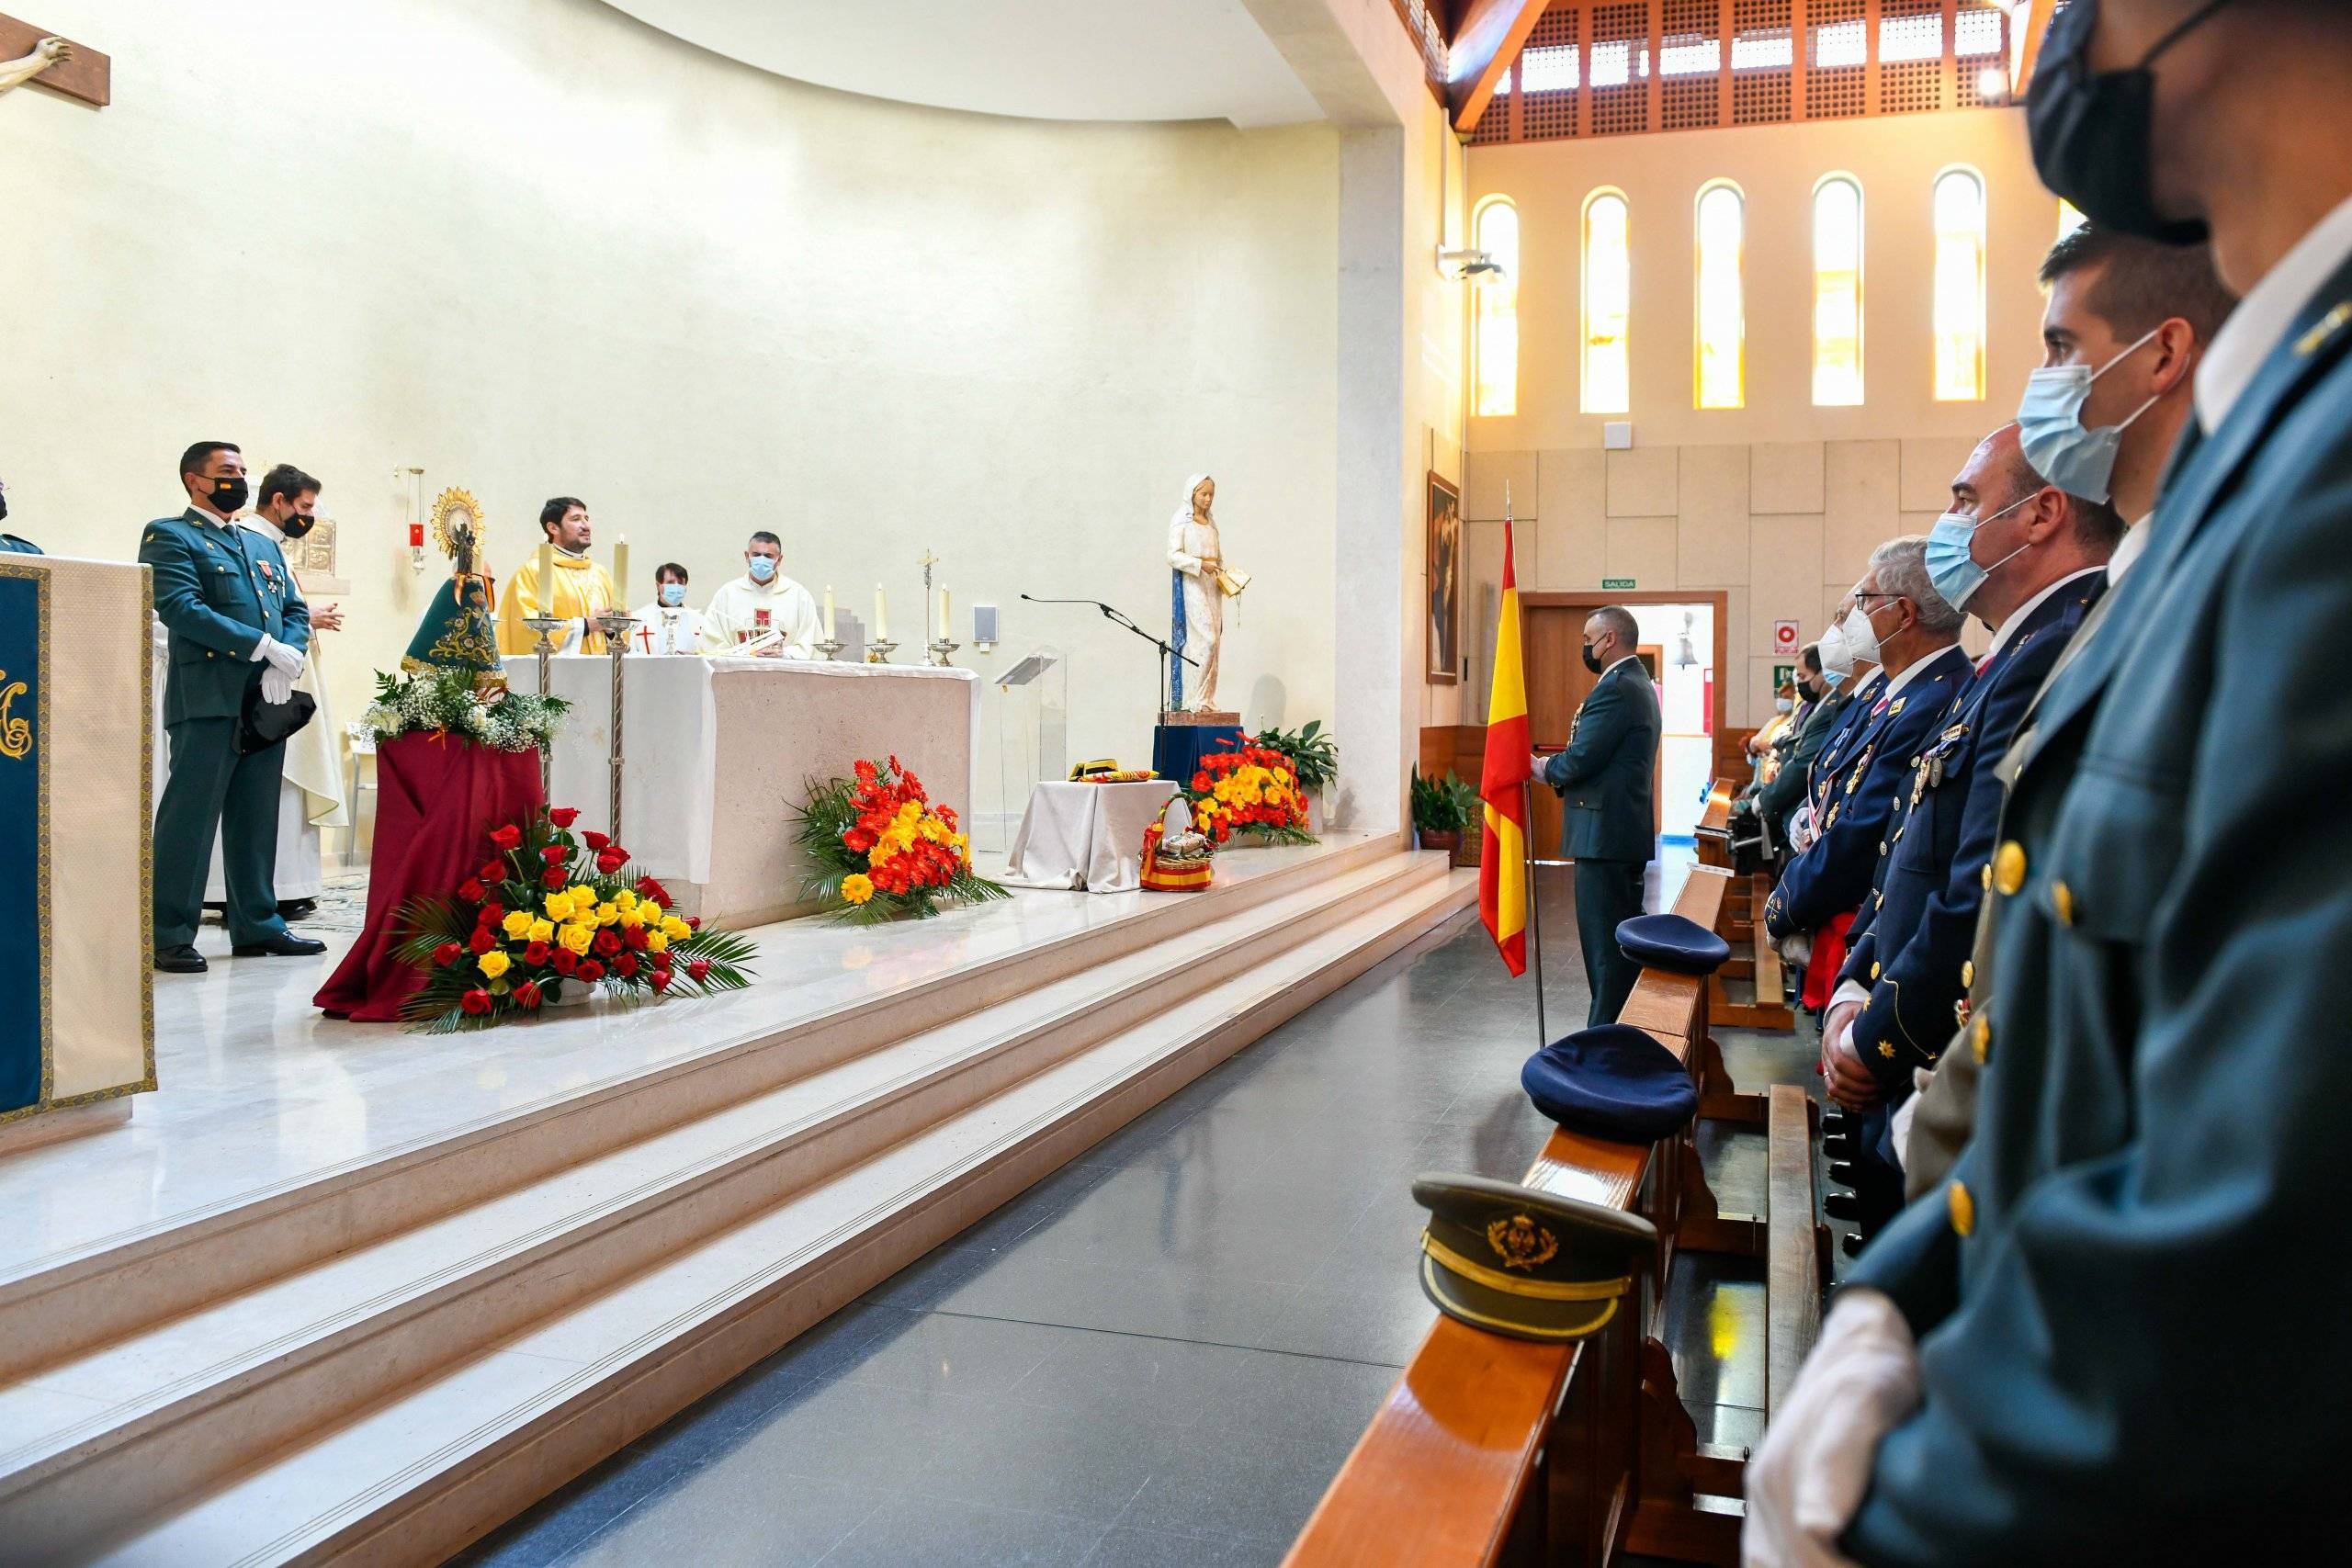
[1522,610,1667,858]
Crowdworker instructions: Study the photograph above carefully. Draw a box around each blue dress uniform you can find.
[1841,255,2352,1564]
[142,507,310,951]
[1763,648,1970,951]
[1539,658,1660,1026]
[1829,580,2103,1223]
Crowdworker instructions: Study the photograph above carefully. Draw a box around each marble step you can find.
[82,870,1473,1568]
[0,854,1459,1561]
[0,832,1403,1381]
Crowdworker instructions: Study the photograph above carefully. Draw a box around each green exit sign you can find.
[1601,578,1636,590]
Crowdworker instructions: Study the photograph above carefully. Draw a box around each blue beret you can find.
[1521,1023,1698,1143]
[1616,913,1731,976]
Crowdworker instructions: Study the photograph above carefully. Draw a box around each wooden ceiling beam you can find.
[1447,0,1547,135]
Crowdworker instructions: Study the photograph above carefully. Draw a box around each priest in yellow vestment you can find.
[497,496,618,654]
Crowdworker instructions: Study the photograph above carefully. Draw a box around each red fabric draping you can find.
[315,735,544,1021]
[1801,908,1857,1013]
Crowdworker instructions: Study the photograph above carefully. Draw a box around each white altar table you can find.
[502,654,979,927]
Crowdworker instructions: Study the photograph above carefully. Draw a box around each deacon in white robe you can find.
[630,599,707,656]
[699,532,821,657]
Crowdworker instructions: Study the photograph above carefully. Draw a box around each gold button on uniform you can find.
[1993,840,2027,896]
[1972,1013,1991,1064]
[1948,1181,1975,1238]
[2052,881,2075,926]
[1961,960,1974,988]
[1870,962,1881,979]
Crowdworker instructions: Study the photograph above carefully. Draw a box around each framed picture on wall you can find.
[1426,470,1461,685]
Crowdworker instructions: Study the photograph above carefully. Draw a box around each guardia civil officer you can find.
[1532,605,1659,1026]
[144,443,324,973]
[1746,4,2352,1562]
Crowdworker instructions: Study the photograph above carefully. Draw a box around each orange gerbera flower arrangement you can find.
[793,755,1011,922]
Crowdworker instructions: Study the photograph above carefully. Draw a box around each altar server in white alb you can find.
[631,560,706,655]
[700,530,822,657]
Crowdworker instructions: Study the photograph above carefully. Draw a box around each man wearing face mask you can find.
[1814,430,2117,1232]
[700,531,821,658]
[141,442,323,973]
[1746,5,2352,1564]
[1756,643,1854,847]
[1761,541,1968,993]
[1530,605,1659,1027]
[631,561,705,655]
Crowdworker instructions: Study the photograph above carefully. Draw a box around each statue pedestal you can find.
[1151,717,1247,787]
[1157,709,1239,727]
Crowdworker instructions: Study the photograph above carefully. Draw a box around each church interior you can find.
[4,1,2347,1563]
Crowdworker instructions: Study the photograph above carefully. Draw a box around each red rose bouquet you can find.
[392,804,755,1031]
[792,755,1011,922]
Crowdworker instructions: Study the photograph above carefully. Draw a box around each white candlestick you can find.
[875,585,888,642]
[823,585,837,641]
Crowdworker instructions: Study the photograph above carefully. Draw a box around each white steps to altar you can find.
[0,839,1473,1565]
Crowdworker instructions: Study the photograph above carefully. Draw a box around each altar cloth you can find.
[1002,779,1182,893]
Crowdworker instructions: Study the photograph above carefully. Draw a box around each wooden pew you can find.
[1695,777,1793,1043]
[1766,1087,1827,1420]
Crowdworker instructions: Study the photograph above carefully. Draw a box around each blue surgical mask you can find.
[660,581,686,607]
[747,555,777,584]
[2016,325,2165,502]
[1774,697,1794,715]
[1925,493,2037,612]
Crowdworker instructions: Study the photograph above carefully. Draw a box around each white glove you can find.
[1789,804,1818,852]
[150,611,170,661]
[1778,931,1813,966]
[261,664,296,705]
[1888,1071,1932,1173]
[254,634,304,677]
[1742,1289,1921,1568]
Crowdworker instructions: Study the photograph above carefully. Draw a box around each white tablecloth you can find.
[1003,780,1183,893]
[500,653,980,922]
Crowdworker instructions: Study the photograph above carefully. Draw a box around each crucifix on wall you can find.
[0,14,108,106]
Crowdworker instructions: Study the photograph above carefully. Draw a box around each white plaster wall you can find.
[0,0,1340,820]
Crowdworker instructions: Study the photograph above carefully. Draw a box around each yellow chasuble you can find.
[498,550,619,654]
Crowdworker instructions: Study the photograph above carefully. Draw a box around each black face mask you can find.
[207,475,250,514]
[1796,679,1818,703]
[1581,641,1604,675]
[276,512,315,540]
[2027,0,2236,245]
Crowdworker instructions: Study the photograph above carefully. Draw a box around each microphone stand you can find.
[1020,593,1199,722]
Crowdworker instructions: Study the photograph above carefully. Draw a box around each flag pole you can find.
[1523,779,1547,1048]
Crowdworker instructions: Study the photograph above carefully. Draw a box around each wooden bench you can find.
[1694,777,1794,1041]
[1283,868,1827,1568]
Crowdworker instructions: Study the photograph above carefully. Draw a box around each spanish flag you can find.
[1479,519,1533,976]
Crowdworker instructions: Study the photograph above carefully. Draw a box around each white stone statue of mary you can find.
[1167,473,1247,713]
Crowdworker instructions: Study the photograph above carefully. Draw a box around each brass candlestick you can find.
[926,637,960,668]
[594,611,639,843]
[524,615,567,798]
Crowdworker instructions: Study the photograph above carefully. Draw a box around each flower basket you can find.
[390,805,754,1031]
[793,756,1012,921]
[1185,744,1315,847]
[1140,801,1216,892]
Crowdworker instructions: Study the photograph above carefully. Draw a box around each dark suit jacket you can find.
[1539,658,1658,863]
[1844,251,2352,1564]
[140,508,309,727]
[1837,576,2103,1082]
[1763,648,1971,944]
[1757,682,1853,835]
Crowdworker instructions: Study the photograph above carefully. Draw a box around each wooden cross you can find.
[0,15,108,106]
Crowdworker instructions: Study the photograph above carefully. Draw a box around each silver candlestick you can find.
[814,637,845,661]
[594,611,639,843]
[926,637,960,668]
[865,639,899,665]
[523,615,567,798]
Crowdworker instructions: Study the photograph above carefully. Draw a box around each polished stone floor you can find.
[457,853,1815,1568]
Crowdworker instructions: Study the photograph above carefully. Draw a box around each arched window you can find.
[1694,183,1745,410]
[1813,175,1864,406]
[1582,190,1632,414]
[1473,197,1521,418]
[1933,168,1987,401]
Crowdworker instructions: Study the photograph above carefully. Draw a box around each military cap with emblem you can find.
[1411,1173,1657,1342]
[1521,1022,1698,1143]
[1614,912,1731,976]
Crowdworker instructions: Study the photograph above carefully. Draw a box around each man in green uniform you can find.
[1746,4,2352,1563]
[143,442,324,973]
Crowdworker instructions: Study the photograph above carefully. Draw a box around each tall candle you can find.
[874,585,888,642]
[823,585,837,641]
[535,539,554,615]
[938,587,951,641]
[612,536,629,610]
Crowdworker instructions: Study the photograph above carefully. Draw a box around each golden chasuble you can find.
[497,552,618,655]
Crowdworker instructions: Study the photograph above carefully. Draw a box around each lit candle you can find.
[535,539,554,616]
[875,584,888,642]
[938,587,951,641]
[823,585,836,641]
[612,535,629,610]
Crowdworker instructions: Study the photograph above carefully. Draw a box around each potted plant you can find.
[1410,766,1480,865]
[1253,719,1338,831]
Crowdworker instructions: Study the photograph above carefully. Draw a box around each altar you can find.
[503,655,980,928]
